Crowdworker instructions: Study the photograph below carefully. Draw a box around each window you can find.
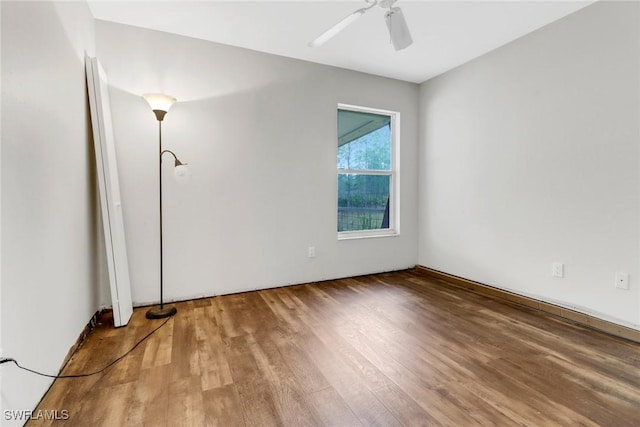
[337,104,399,239]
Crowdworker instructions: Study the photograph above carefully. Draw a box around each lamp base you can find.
[146,305,177,319]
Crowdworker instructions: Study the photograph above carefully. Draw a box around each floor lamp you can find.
[143,93,189,319]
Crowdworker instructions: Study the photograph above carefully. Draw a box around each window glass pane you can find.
[338,110,391,171]
[338,174,390,232]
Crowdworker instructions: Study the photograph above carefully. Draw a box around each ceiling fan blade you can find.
[309,8,368,47]
[385,7,413,51]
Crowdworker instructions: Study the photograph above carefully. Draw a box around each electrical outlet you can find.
[615,272,629,290]
[308,246,316,258]
[552,262,564,278]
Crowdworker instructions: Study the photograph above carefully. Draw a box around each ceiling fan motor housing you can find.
[378,0,398,9]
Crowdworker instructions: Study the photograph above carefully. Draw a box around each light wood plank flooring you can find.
[30,270,640,426]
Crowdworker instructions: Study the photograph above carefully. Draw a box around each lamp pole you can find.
[158,119,166,310]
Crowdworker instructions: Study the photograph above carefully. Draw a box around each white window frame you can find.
[337,103,400,240]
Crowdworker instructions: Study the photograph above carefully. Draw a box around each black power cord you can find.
[0,316,172,379]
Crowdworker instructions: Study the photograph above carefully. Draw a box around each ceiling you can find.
[87,0,595,84]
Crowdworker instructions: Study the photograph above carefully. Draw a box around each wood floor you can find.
[31,270,640,426]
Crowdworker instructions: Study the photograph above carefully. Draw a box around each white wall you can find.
[418,0,640,328]
[95,21,419,305]
[1,1,100,421]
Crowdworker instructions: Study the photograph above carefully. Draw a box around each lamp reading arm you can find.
[161,150,191,183]
[161,149,187,167]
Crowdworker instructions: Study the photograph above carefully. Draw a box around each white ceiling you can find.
[87,0,596,84]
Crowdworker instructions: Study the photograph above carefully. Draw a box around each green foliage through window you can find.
[338,175,390,232]
[338,126,391,171]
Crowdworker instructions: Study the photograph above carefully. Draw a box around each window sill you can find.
[338,230,399,241]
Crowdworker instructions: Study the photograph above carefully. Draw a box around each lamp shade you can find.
[174,164,191,183]
[143,93,176,113]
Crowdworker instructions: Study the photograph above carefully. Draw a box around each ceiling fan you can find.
[309,0,413,51]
